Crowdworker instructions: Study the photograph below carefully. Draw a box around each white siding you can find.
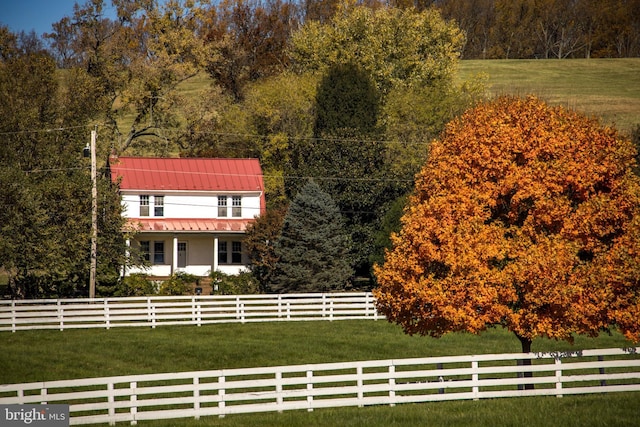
[121,192,262,219]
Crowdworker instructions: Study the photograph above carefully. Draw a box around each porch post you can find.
[213,236,219,273]
[172,235,178,275]
[123,238,130,277]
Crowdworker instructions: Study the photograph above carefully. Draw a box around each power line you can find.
[0,124,93,136]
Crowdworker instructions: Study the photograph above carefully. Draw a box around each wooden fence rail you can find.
[0,348,638,425]
[0,293,379,332]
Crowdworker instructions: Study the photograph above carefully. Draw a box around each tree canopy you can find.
[374,96,640,352]
[0,28,126,298]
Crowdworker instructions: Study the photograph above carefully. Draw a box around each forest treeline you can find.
[435,0,640,59]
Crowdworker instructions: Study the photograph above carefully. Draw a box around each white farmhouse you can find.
[109,156,265,278]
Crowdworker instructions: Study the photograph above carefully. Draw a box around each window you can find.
[153,241,165,264]
[231,241,242,264]
[218,196,227,217]
[140,241,150,262]
[154,196,164,217]
[140,195,149,216]
[218,241,228,264]
[232,196,242,217]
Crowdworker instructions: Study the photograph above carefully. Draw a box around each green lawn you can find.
[136,393,640,427]
[1,320,638,426]
[0,320,633,384]
[458,58,640,134]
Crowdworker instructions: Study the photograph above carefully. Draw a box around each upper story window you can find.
[218,196,227,217]
[154,196,164,217]
[232,196,242,217]
[139,195,164,217]
[140,195,150,216]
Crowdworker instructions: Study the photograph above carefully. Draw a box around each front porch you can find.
[125,233,249,278]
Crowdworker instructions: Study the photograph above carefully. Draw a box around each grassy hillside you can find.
[458,58,640,134]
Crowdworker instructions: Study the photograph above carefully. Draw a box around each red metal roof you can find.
[110,157,265,193]
[125,218,252,233]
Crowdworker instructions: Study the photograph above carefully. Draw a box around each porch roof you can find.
[125,218,252,232]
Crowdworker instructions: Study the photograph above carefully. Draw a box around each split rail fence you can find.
[0,293,379,332]
[0,348,638,425]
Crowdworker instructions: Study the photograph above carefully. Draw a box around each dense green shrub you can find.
[113,274,156,297]
[210,271,260,295]
[158,272,198,296]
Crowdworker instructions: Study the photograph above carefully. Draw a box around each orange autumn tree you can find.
[374,96,640,353]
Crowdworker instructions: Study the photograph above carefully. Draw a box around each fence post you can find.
[322,294,327,318]
[107,382,115,425]
[329,300,334,321]
[275,371,283,412]
[555,357,563,397]
[306,370,314,412]
[147,298,156,329]
[130,381,137,425]
[11,300,16,333]
[104,299,110,330]
[471,360,479,400]
[218,376,226,418]
[388,364,396,407]
[357,365,364,407]
[40,387,47,404]
[57,300,64,331]
[193,376,200,420]
[277,295,282,318]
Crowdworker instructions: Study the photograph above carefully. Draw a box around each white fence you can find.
[0,293,379,332]
[0,347,638,425]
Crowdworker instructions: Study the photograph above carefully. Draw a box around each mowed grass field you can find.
[2,320,639,426]
[457,58,640,135]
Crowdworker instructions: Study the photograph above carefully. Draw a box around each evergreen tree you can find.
[271,180,353,293]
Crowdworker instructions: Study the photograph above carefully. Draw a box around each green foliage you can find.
[313,63,381,137]
[272,180,353,293]
[370,195,408,269]
[113,274,157,297]
[158,272,198,296]
[244,205,287,292]
[210,271,260,295]
[290,6,465,96]
[0,31,126,298]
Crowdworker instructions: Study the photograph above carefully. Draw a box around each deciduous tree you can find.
[0,28,127,298]
[374,96,640,353]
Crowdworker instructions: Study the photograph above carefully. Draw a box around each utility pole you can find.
[86,129,98,299]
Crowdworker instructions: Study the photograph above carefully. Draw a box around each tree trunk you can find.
[516,334,534,390]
